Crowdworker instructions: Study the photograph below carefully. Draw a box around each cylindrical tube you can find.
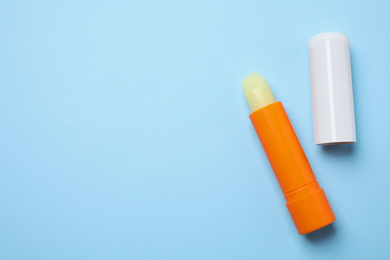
[250,101,336,234]
[309,32,356,145]
[242,73,336,235]
[250,102,315,193]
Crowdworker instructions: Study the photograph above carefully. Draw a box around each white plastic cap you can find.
[309,32,356,145]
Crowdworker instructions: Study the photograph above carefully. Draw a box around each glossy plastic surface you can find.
[309,32,356,145]
[250,102,315,193]
[285,181,336,235]
[249,101,335,234]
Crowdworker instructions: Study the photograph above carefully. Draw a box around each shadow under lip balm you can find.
[242,73,336,235]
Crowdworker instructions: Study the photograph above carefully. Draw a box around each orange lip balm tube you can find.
[242,73,336,235]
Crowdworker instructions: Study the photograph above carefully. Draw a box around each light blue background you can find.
[1,0,389,259]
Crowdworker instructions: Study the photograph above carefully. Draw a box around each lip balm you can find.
[243,73,336,235]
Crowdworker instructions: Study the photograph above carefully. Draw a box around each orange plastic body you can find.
[250,101,336,235]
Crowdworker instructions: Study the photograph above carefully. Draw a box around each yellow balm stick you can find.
[242,73,276,112]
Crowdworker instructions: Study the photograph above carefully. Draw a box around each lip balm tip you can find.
[242,73,276,112]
